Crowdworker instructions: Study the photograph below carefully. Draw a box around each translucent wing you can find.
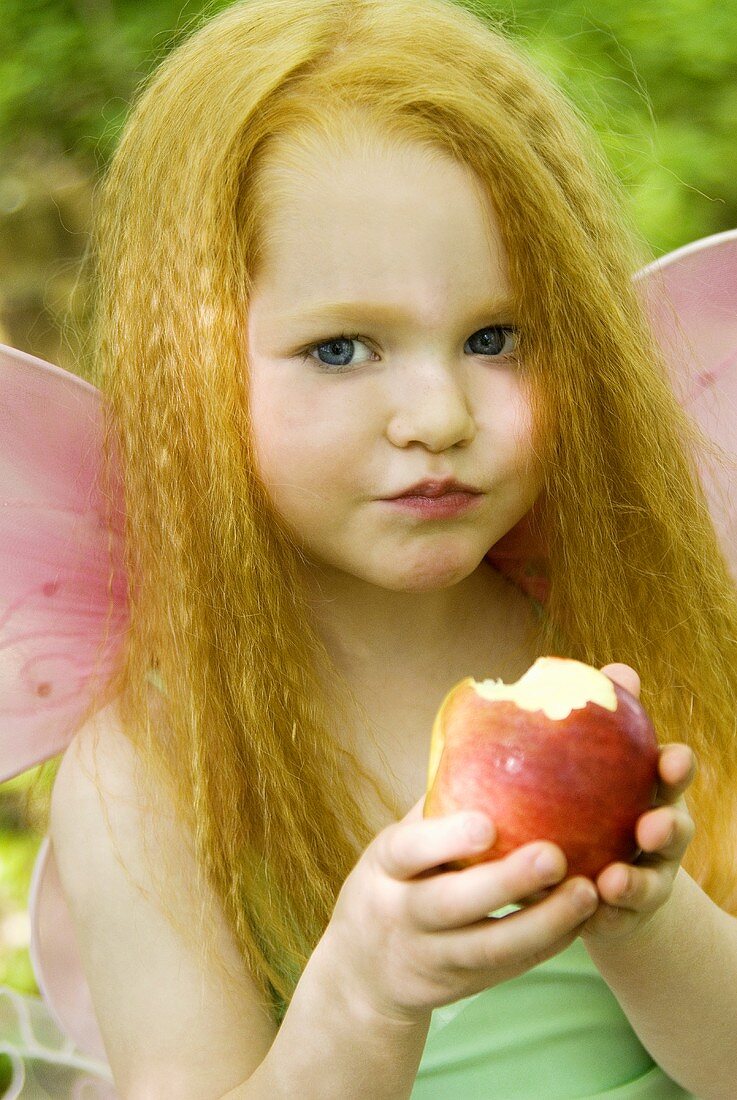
[28,838,109,1063]
[0,343,129,782]
[0,983,115,1098]
[635,229,737,581]
[0,345,127,1090]
[487,228,737,595]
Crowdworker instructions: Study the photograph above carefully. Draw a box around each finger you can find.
[378,812,495,881]
[654,744,696,803]
[409,842,568,932]
[600,663,640,699]
[595,860,670,913]
[636,805,696,860]
[440,877,599,973]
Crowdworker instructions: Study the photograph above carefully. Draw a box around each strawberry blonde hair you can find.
[39,0,737,1024]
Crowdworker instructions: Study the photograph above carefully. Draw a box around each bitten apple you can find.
[424,656,660,880]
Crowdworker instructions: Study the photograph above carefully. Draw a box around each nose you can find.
[385,361,477,451]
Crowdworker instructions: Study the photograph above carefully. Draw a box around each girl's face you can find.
[246,134,545,593]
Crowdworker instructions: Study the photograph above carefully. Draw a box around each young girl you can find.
[17,0,737,1095]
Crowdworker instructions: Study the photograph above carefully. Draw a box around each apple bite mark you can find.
[424,657,660,880]
[472,657,617,719]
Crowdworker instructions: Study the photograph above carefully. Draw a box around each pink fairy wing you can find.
[0,342,127,1080]
[487,228,737,595]
[635,230,737,582]
[0,344,129,782]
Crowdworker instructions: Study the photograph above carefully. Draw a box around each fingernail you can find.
[573,882,598,911]
[534,849,563,879]
[618,872,633,899]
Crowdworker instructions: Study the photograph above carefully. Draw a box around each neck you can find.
[302,557,536,687]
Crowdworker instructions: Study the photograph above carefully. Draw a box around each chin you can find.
[375,549,485,592]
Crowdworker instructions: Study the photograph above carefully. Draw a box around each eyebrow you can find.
[277,296,518,329]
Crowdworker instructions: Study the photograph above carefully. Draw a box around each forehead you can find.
[249,133,511,320]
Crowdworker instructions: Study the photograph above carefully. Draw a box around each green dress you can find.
[412,935,692,1098]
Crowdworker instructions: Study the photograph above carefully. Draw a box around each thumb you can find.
[601,662,641,700]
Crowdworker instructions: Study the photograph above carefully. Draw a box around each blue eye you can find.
[466,326,518,357]
[300,326,519,373]
[300,333,375,371]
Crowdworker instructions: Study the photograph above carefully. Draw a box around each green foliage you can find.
[0,0,230,170]
[0,0,734,247]
[0,772,46,998]
[0,1054,12,1093]
[481,0,737,251]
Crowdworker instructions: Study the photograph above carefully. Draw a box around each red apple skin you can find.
[424,679,660,881]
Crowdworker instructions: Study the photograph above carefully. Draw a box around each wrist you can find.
[255,928,433,1100]
[308,927,433,1034]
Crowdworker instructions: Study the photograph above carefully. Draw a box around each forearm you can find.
[221,933,431,1100]
[583,869,737,1098]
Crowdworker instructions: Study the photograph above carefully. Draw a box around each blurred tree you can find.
[0,0,237,170]
[494,0,737,250]
[0,0,735,367]
[0,0,230,370]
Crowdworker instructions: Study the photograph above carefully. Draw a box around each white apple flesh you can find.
[424,656,660,880]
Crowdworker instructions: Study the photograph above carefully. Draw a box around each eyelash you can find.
[298,326,519,373]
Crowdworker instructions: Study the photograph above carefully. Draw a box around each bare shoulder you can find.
[50,698,278,1099]
[51,698,180,913]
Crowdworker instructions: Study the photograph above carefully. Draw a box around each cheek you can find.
[479,376,538,464]
[251,411,316,499]
[247,377,352,509]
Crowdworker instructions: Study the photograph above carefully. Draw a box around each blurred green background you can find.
[0,0,735,1011]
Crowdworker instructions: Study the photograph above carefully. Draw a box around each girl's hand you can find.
[581,663,697,943]
[323,798,599,1026]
